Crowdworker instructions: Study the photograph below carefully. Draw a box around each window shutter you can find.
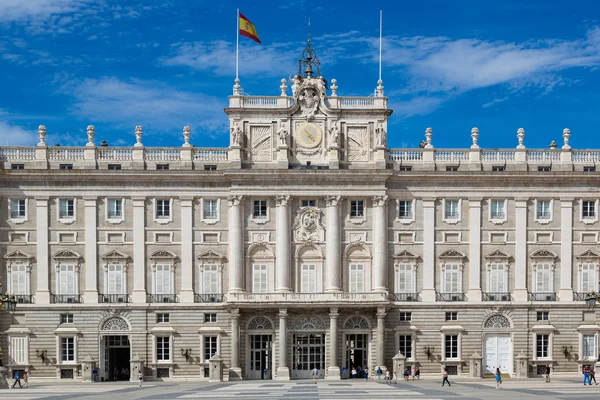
[397,264,413,293]
[12,265,27,295]
[60,264,75,294]
[155,264,171,294]
[253,264,267,293]
[497,265,506,292]
[349,264,364,293]
[203,265,219,294]
[489,264,498,292]
[444,264,459,293]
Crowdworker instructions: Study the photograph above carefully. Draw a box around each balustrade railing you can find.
[227,292,388,302]
[144,148,181,161]
[97,148,133,160]
[194,294,225,303]
[390,293,420,302]
[243,96,280,107]
[99,294,131,303]
[52,294,82,304]
[483,292,512,302]
[527,150,560,162]
[434,150,468,162]
[437,293,467,302]
[48,147,84,160]
[339,97,376,108]
[529,292,557,301]
[148,294,178,303]
[573,151,600,163]
[388,150,423,161]
[480,150,515,161]
[0,147,36,160]
[193,149,228,161]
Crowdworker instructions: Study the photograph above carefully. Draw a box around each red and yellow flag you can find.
[239,12,261,44]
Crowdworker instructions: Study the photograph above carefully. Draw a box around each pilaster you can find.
[132,197,147,303]
[559,198,574,302]
[179,198,194,303]
[83,198,98,304]
[275,196,291,292]
[35,197,50,304]
[468,199,482,302]
[228,195,244,293]
[372,195,389,292]
[422,198,436,302]
[325,196,341,292]
[514,198,529,302]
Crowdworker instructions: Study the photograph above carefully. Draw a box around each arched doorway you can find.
[291,315,326,379]
[483,315,513,376]
[99,316,131,381]
[247,317,273,380]
[342,316,370,378]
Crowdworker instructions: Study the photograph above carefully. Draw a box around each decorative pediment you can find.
[393,250,420,260]
[484,249,512,260]
[576,249,600,260]
[149,250,177,260]
[530,249,558,259]
[197,250,225,261]
[101,250,130,261]
[438,249,466,260]
[247,242,275,259]
[4,250,34,260]
[343,243,371,260]
[53,250,82,260]
[293,207,325,243]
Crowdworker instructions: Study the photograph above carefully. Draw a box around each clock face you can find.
[295,123,323,149]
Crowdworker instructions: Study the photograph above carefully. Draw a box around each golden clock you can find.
[295,122,323,149]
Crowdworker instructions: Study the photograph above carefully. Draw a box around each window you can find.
[204,336,218,362]
[204,313,217,323]
[398,200,413,219]
[156,337,170,361]
[398,334,412,358]
[202,264,219,294]
[584,166,596,172]
[203,199,218,220]
[582,334,597,359]
[155,264,172,294]
[488,263,507,293]
[490,200,505,219]
[350,200,364,218]
[538,166,551,172]
[443,264,460,293]
[11,164,24,170]
[10,199,26,219]
[156,313,169,323]
[537,200,551,219]
[59,199,75,219]
[446,166,458,172]
[10,336,27,364]
[399,312,412,322]
[492,166,505,172]
[59,164,73,170]
[580,263,597,293]
[535,263,552,293]
[536,311,549,321]
[445,312,458,321]
[60,314,74,324]
[156,164,169,170]
[582,200,596,219]
[396,264,414,293]
[61,337,75,362]
[301,199,316,207]
[107,264,124,294]
[253,200,267,219]
[58,264,76,294]
[252,264,268,293]
[108,164,121,170]
[107,199,123,219]
[445,335,459,359]
[444,200,459,220]
[349,263,364,293]
[536,334,549,358]
[155,199,171,219]
[399,166,412,172]
[204,165,217,171]
[301,264,317,293]
[10,264,27,294]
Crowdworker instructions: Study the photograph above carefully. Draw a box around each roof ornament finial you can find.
[297,18,322,80]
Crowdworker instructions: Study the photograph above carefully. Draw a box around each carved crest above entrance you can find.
[293,207,325,242]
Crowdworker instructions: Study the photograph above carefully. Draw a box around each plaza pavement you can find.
[3,377,600,400]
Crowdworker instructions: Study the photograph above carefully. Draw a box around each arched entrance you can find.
[342,316,370,378]
[99,316,131,381]
[247,317,273,380]
[291,315,326,379]
[483,315,513,376]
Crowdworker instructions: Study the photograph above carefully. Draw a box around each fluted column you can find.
[514,198,528,302]
[468,199,482,302]
[132,197,147,303]
[326,307,341,380]
[275,196,291,292]
[228,195,244,293]
[83,198,98,304]
[372,196,389,292]
[275,309,290,380]
[229,309,242,380]
[559,198,574,302]
[422,198,436,302]
[35,198,50,304]
[325,196,342,292]
[376,307,387,370]
[180,198,194,302]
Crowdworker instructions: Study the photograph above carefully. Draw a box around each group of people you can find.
[113,366,130,381]
[583,364,598,386]
[11,370,29,388]
[403,366,421,381]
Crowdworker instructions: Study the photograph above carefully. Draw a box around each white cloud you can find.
[0,121,38,146]
[0,0,92,22]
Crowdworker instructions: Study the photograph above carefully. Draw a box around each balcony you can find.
[437,293,467,302]
[227,292,389,305]
[148,294,178,303]
[573,292,588,301]
[483,292,512,302]
[13,295,33,304]
[390,293,421,302]
[529,292,557,301]
[195,294,225,303]
[99,294,131,303]
[52,294,82,304]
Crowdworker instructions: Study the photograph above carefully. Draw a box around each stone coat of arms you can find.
[293,207,325,242]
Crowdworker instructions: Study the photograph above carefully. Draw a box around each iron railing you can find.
[390,293,420,302]
[437,293,467,302]
[99,294,131,303]
[483,292,512,302]
[194,294,225,303]
[529,292,557,301]
[148,294,178,303]
[52,294,82,304]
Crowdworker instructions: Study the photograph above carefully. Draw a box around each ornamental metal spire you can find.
[297,18,322,79]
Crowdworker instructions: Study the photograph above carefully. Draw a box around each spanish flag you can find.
[239,12,261,44]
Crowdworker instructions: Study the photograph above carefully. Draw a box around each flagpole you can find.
[236,8,239,81]
[379,10,382,82]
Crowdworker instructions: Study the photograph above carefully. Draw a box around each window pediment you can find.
[4,250,34,261]
[576,249,600,261]
[393,250,420,262]
[101,250,130,263]
[53,250,82,260]
[197,250,225,262]
[149,250,177,261]
[439,249,466,260]
[530,249,558,260]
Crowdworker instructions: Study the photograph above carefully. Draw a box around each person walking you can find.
[415,366,421,381]
[364,367,369,381]
[583,365,591,386]
[495,368,502,389]
[442,368,451,387]
[376,367,382,380]
[385,370,391,384]
[411,366,416,381]
[403,367,410,381]
[312,366,319,384]
[12,370,22,388]
[590,366,598,385]
[545,364,551,383]
[23,371,29,387]
[138,370,143,387]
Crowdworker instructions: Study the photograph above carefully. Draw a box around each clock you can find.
[295,122,323,149]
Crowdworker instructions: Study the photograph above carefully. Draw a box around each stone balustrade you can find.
[229,95,387,109]
[227,292,389,305]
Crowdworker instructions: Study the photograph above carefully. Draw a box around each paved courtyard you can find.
[3,378,600,400]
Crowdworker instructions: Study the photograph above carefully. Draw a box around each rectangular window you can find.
[399,166,412,172]
[107,264,124,294]
[253,200,267,219]
[59,164,73,170]
[204,336,218,362]
[156,199,171,219]
[582,334,596,359]
[444,200,459,219]
[301,199,316,207]
[156,336,170,361]
[61,337,75,362]
[350,200,364,218]
[11,164,24,170]
[10,199,26,218]
[203,199,218,219]
[584,166,596,172]
[204,165,217,171]
[349,263,364,293]
[445,312,458,321]
[535,264,552,293]
[252,264,268,293]
[59,264,76,294]
[10,336,27,364]
[399,312,412,322]
[202,264,219,294]
[492,166,505,172]
[155,264,171,294]
[582,200,596,219]
[204,313,217,323]
[156,313,169,323]
[538,166,551,172]
[59,199,75,219]
[581,263,597,292]
[536,311,549,321]
[107,199,123,219]
[490,200,505,219]
[443,264,460,293]
[396,264,414,293]
[398,335,412,358]
[536,334,549,358]
[156,164,169,170]
[108,164,121,170]
[537,200,551,219]
[445,334,458,359]
[488,263,506,292]
[301,264,317,293]
[398,200,413,219]
[11,264,27,295]
[446,166,458,172]
[60,314,74,324]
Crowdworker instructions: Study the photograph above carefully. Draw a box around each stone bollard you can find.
[130,354,144,383]
[209,353,224,382]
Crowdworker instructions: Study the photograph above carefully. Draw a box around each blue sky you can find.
[1,0,600,149]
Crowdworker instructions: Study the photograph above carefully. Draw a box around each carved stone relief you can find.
[250,125,272,162]
[293,207,325,242]
[347,126,369,161]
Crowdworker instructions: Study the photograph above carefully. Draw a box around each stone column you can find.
[559,198,574,302]
[468,199,482,302]
[228,196,244,293]
[132,197,147,303]
[514,199,528,302]
[229,309,242,380]
[376,307,387,371]
[180,198,194,303]
[275,196,291,292]
[35,198,50,304]
[372,196,389,292]
[275,309,290,380]
[422,198,436,302]
[327,307,341,380]
[325,196,341,292]
[83,198,99,304]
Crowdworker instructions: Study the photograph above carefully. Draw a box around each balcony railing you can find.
[390,293,421,302]
[529,292,557,301]
[483,292,512,302]
[573,292,588,301]
[195,294,225,303]
[148,294,178,303]
[52,294,82,304]
[227,292,388,303]
[14,295,33,304]
[99,294,131,303]
[437,293,467,302]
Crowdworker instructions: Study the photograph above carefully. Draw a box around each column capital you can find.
[469,198,483,206]
[180,197,194,206]
[376,307,387,318]
[372,195,389,207]
[561,198,575,207]
[275,195,291,207]
[132,197,146,207]
[422,197,436,206]
[35,197,49,205]
[84,197,98,206]
[514,198,529,206]
[230,309,240,319]
[325,195,341,207]
[329,307,339,318]
[278,308,288,318]
[227,195,244,207]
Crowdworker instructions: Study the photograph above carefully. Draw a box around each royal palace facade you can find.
[2,47,600,382]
